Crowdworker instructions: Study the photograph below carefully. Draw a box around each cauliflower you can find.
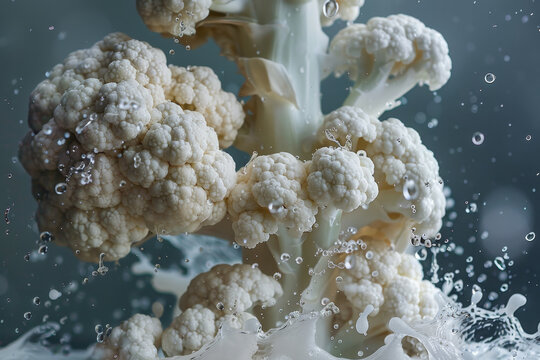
[136,0,213,37]
[330,239,440,357]
[162,264,283,355]
[318,107,445,251]
[95,314,162,360]
[329,14,451,116]
[319,0,365,27]
[167,65,244,148]
[307,146,378,213]
[227,152,317,249]
[19,33,242,261]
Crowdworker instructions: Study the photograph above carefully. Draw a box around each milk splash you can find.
[1,235,538,359]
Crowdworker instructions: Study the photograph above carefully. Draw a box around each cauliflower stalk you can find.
[19,0,454,358]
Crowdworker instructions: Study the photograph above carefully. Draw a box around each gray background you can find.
[1,0,539,348]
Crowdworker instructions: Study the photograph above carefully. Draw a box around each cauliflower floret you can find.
[95,314,162,360]
[167,65,245,148]
[161,305,217,356]
[20,34,240,261]
[329,14,451,116]
[136,0,213,37]
[179,264,283,313]
[227,152,318,248]
[335,239,439,344]
[318,108,445,251]
[307,147,378,212]
[319,0,365,27]
[161,264,282,355]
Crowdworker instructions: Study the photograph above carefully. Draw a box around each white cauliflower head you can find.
[167,65,245,148]
[162,264,282,355]
[329,14,451,116]
[319,107,445,251]
[95,314,162,360]
[336,240,439,327]
[227,152,318,248]
[20,33,241,261]
[307,147,378,213]
[136,0,213,37]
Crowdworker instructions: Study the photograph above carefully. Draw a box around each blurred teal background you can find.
[1,0,539,347]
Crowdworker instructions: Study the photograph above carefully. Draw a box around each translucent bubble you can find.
[268,201,285,214]
[494,257,506,271]
[133,154,142,169]
[32,297,40,305]
[322,0,339,18]
[525,135,532,141]
[280,253,290,262]
[365,251,373,260]
[472,132,485,145]
[38,245,48,255]
[415,248,428,261]
[40,231,54,242]
[295,257,303,264]
[403,179,418,200]
[216,302,225,311]
[54,182,67,195]
[273,272,282,280]
[23,312,32,320]
[484,73,496,83]
[525,232,535,241]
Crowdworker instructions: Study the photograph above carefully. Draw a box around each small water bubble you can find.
[95,324,103,334]
[40,231,54,243]
[403,179,418,200]
[321,297,330,306]
[54,182,67,195]
[169,49,175,55]
[75,118,93,134]
[525,135,532,141]
[525,231,535,241]
[500,283,509,292]
[322,0,339,18]
[472,132,485,145]
[484,73,496,83]
[38,245,48,254]
[216,302,225,311]
[268,201,285,214]
[273,272,282,280]
[494,256,506,271]
[335,276,343,283]
[280,253,290,262]
[23,312,32,320]
[32,297,40,305]
[295,257,303,264]
[96,333,105,343]
[365,251,373,260]
[24,253,30,261]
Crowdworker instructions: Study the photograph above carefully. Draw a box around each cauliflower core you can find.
[20,33,243,261]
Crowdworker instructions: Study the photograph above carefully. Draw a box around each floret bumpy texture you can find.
[19,33,244,261]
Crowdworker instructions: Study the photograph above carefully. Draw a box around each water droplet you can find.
[38,245,48,255]
[216,302,225,311]
[75,118,93,134]
[322,0,339,18]
[54,182,67,195]
[273,272,282,280]
[95,324,103,334]
[169,49,175,55]
[23,312,32,320]
[365,251,373,260]
[295,257,303,264]
[494,256,506,270]
[335,276,343,283]
[525,232,535,241]
[321,297,330,306]
[525,134,532,141]
[40,231,54,242]
[33,297,40,305]
[472,132,485,145]
[403,179,418,200]
[268,201,285,214]
[500,283,508,292]
[96,333,105,343]
[484,73,496,83]
[280,253,290,262]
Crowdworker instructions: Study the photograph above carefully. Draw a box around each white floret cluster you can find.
[19,33,244,261]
